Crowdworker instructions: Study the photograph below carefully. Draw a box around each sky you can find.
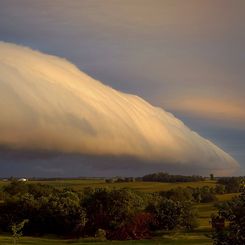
[0,0,244,177]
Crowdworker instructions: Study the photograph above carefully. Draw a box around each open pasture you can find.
[0,232,212,245]
[0,179,217,193]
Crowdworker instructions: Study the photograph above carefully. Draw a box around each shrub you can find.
[95,229,106,240]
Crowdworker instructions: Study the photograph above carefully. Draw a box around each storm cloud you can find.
[0,42,239,176]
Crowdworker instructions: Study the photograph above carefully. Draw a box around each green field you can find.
[0,179,217,193]
[0,179,237,245]
[0,232,212,245]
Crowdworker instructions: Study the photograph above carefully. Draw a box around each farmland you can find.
[0,179,239,245]
[0,232,212,245]
[0,179,217,193]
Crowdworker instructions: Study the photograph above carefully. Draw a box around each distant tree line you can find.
[141,172,205,183]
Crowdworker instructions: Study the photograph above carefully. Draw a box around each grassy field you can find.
[0,232,212,245]
[0,179,217,193]
[0,180,237,245]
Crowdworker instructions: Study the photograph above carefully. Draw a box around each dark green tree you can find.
[217,177,241,193]
[212,190,245,245]
[82,188,144,236]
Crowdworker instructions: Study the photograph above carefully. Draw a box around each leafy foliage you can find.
[11,219,29,245]
[0,181,200,240]
[0,183,86,236]
[217,177,242,193]
[160,186,217,203]
[147,198,198,231]
[212,188,245,245]
[82,188,145,236]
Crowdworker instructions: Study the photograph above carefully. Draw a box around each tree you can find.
[212,190,245,245]
[142,172,204,183]
[217,177,241,193]
[0,187,86,237]
[199,186,217,203]
[160,187,193,202]
[147,198,198,231]
[11,219,29,245]
[107,212,154,240]
[82,188,145,237]
[147,198,182,230]
[179,201,199,231]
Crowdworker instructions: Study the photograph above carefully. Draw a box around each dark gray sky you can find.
[0,0,244,176]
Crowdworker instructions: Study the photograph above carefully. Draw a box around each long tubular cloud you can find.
[0,42,239,175]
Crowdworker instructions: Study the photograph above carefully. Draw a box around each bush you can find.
[95,229,106,240]
[192,186,217,203]
[217,177,242,193]
[215,184,225,194]
[3,180,28,197]
[160,186,217,203]
[160,187,193,202]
